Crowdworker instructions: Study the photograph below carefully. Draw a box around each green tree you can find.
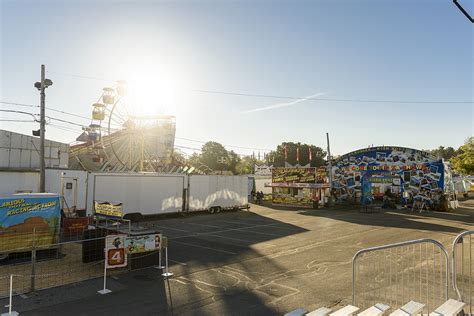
[200,141,229,171]
[265,142,326,167]
[429,146,456,160]
[451,137,474,175]
[235,155,258,175]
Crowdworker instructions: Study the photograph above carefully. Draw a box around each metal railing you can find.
[452,230,474,315]
[352,239,449,314]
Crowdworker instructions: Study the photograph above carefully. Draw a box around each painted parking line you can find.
[169,259,188,266]
[184,222,221,228]
[172,240,238,255]
[203,233,277,246]
[234,228,302,239]
[151,224,194,233]
[215,219,274,226]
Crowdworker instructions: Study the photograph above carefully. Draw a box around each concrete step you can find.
[284,308,308,316]
[358,303,391,316]
[429,299,466,316]
[389,301,425,316]
[307,307,332,316]
[330,305,360,316]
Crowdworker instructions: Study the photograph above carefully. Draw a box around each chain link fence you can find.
[0,219,161,299]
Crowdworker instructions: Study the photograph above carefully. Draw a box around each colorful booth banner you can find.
[269,182,329,188]
[94,201,123,218]
[0,194,61,252]
[272,167,316,183]
[332,146,446,205]
[124,234,162,254]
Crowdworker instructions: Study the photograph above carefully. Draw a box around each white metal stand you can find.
[161,247,173,278]
[2,275,19,316]
[157,247,165,269]
[98,254,112,294]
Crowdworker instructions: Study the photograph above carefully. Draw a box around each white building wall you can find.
[0,130,68,169]
[0,171,39,194]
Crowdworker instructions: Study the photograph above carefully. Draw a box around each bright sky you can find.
[1,0,473,157]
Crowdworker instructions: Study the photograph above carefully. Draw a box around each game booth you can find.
[269,167,330,208]
[331,146,455,210]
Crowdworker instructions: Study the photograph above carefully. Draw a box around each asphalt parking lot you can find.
[4,199,474,316]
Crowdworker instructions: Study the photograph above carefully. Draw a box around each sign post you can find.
[161,237,173,278]
[1,274,18,316]
[99,235,127,294]
[98,250,112,295]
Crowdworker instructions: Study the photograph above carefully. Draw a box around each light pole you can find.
[34,65,53,192]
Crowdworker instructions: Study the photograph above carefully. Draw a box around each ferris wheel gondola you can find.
[78,80,176,172]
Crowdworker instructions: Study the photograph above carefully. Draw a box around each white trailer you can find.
[87,173,187,216]
[45,169,88,211]
[188,175,249,212]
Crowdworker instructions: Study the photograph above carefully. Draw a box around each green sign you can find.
[369,177,394,184]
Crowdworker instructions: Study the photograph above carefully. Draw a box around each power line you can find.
[0,100,90,121]
[47,108,90,120]
[48,123,82,133]
[0,101,38,108]
[46,71,114,83]
[44,70,474,104]
[175,136,272,151]
[0,119,35,122]
[45,116,86,128]
[0,109,38,121]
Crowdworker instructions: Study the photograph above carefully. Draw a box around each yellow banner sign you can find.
[94,201,123,218]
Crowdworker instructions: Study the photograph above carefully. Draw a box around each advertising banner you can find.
[0,194,61,252]
[124,234,162,254]
[272,168,316,183]
[315,167,328,184]
[332,146,445,205]
[94,201,123,218]
[272,187,313,207]
[105,235,127,269]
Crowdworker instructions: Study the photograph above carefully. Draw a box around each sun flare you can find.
[125,69,181,117]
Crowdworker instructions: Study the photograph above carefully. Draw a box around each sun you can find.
[126,69,181,117]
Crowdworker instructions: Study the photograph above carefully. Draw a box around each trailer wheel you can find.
[215,207,221,213]
[209,207,215,214]
[0,253,8,261]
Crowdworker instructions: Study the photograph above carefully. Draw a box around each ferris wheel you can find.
[82,81,176,172]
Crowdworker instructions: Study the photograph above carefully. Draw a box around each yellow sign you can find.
[94,201,123,218]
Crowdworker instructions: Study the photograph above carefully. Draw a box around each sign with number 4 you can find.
[105,235,127,269]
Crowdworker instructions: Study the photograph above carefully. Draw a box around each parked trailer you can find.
[0,169,89,212]
[86,173,249,216]
[87,173,186,216]
[188,175,249,213]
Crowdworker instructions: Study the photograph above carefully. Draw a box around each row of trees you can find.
[181,138,473,176]
[185,141,327,175]
[427,137,474,175]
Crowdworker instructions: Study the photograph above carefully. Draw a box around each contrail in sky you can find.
[241,92,326,114]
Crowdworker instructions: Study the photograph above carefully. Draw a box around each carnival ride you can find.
[69,81,181,172]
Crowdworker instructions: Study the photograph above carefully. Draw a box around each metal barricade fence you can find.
[352,239,449,314]
[0,229,163,299]
[452,230,474,315]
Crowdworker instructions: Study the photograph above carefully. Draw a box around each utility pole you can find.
[34,65,53,192]
[39,65,46,192]
[326,132,333,205]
